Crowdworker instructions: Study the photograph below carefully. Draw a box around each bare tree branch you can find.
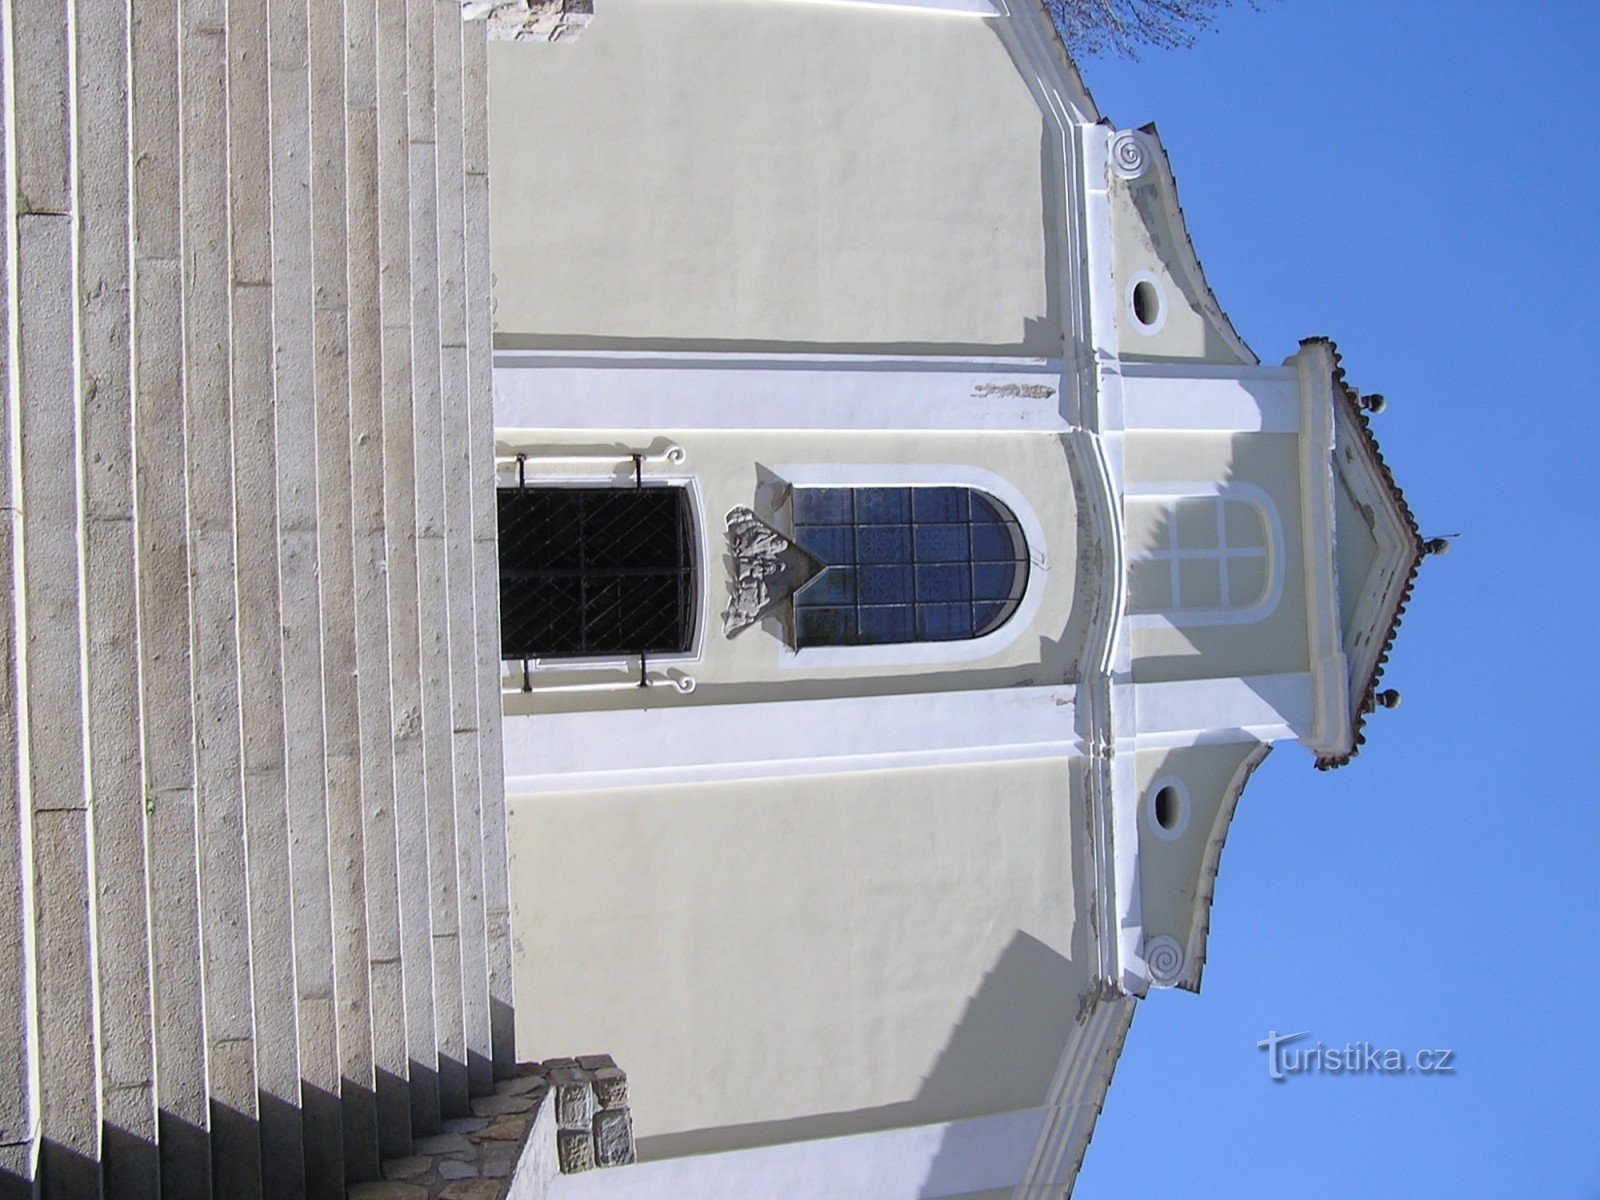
[1046,0,1263,60]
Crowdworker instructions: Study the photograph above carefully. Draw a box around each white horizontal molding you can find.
[503,684,1080,794]
[771,0,1001,14]
[1129,671,1315,747]
[1120,365,1301,434]
[492,353,1071,433]
[548,1108,1047,1200]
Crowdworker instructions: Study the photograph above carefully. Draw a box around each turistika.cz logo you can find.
[1256,1031,1456,1082]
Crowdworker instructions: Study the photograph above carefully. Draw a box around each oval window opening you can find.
[1132,280,1160,328]
[1154,785,1181,831]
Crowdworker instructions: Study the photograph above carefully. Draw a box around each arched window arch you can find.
[1124,483,1284,627]
[790,486,1029,647]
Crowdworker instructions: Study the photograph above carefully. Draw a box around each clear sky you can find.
[1069,3,1600,1197]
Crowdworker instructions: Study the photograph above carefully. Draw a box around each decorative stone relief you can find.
[1109,129,1151,180]
[971,381,1057,400]
[1143,935,1185,987]
[721,506,823,638]
[462,0,594,42]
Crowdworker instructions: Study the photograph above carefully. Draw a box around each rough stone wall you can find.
[1,2,512,1195]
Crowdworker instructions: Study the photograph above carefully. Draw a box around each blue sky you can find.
[1071,3,1600,1197]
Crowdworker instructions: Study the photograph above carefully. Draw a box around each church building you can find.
[486,2,1428,1197]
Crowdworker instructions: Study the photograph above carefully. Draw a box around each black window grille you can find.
[497,483,696,660]
[791,486,1029,648]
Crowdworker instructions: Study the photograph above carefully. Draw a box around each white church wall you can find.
[504,757,1092,1156]
[486,0,1057,355]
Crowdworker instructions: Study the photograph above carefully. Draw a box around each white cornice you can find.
[1291,341,1353,758]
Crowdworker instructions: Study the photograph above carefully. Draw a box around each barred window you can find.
[497,485,696,659]
[790,486,1029,648]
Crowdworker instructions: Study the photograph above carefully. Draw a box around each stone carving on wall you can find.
[1109,129,1151,180]
[972,381,1057,400]
[1143,935,1186,987]
[722,506,823,638]
[463,0,594,42]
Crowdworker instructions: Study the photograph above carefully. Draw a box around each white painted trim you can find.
[1120,370,1301,433]
[503,684,1079,793]
[772,464,1051,669]
[1012,994,1136,1200]
[1124,481,1286,629]
[772,0,1001,14]
[549,1109,1048,1200]
[1290,342,1353,756]
[491,355,1072,433]
[1077,120,1142,994]
[1181,741,1271,990]
[1132,672,1315,746]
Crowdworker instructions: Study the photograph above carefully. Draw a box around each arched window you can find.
[1124,486,1282,625]
[790,486,1029,647]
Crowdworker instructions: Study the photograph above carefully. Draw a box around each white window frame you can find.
[772,464,1049,669]
[1124,481,1285,630]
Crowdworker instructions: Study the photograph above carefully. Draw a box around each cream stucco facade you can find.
[484,3,1427,1197]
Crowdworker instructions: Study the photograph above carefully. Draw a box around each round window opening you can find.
[1146,777,1189,840]
[1154,786,1181,830]
[1132,280,1161,328]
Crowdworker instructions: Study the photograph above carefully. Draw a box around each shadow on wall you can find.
[637,931,1079,1163]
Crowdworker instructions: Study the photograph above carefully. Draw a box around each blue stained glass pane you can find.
[972,562,1019,602]
[913,487,967,523]
[795,567,856,607]
[858,605,914,644]
[915,523,969,563]
[917,603,973,640]
[859,565,913,604]
[795,524,854,565]
[971,521,1020,562]
[857,524,912,563]
[793,488,853,525]
[916,564,970,602]
[855,488,911,524]
[797,606,857,646]
[974,600,1009,635]
[969,492,1010,525]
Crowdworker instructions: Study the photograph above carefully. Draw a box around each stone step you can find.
[407,0,473,1125]
[179,3,263,1193]
[347,0,414,1166]
[461,16,517,1084]
[434,0,495,1103]
[13,24,100,1173]
[227,0,307,1192]
[128,0,212,1193]
[378,0,445,1144]
[308,0,383,1182]
[0,4,34,1187]
[268,0,347,1192]
[2,3,506,1193]
[73,0,160,1196]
